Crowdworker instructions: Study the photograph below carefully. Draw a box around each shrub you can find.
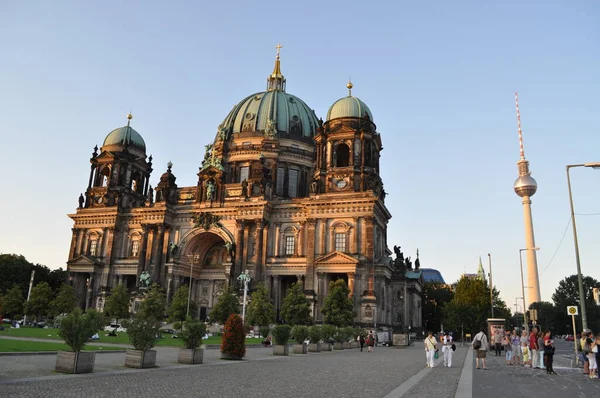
[85,309,107,332]
[320,324,336,343]
[272,324,292,345]
[173,321,182,332]
[343,326,356,342]
[291,325,309,344]
[308,325,322,343]
[333,327,347,343]
[180,319,207,350]
[58,309,96,352]
[126,315,159,351]
[220,314,246,358]
[259,326,270,339]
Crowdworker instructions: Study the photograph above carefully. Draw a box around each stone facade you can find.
[66,52,422,329]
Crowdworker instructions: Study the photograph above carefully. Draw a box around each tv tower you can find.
[513,92,541,304]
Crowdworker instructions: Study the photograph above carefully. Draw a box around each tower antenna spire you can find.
[515,92,525,160]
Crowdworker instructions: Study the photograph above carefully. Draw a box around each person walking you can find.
[424,331,438,368]
[359,334,365,352]
[472,327,489,370]
[580,330,590,375]
[494,330,502,356]
[543,330,556,375]
[511,330,521,365]
[585,331,597,379]
[366,331,375,353]
[442,331,454,367]
[529,328,539,369]
[502,331,512,365]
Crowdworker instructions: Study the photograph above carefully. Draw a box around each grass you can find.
[0,327,264,347]
[0,339,111,352]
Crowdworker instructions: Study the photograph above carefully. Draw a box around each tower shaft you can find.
[521,196,541,303]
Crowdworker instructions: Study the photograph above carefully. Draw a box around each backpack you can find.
[473,334,482,350]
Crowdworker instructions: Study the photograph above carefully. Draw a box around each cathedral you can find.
[66,47,423,330]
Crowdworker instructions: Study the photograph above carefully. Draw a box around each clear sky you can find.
[1,1,599,314]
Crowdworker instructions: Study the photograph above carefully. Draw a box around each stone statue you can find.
[139,271,151,288]
[217,124,227,141]
[241,179,248,198]
[168,242,179,259]
[147,186,154,205]
[78,193,84,209]
[205,180,215,201]
[264,118,276,138]
[224,241,236,260]
[310,179,318,194]
[414,256,420,270]
[318,117,323,128]
[405,256,412,271]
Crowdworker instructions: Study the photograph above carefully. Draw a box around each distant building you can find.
[461,257,486,281]
[420,268,445,284]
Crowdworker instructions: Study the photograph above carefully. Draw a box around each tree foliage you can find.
[50,284,77,317]
[168,285,196,327]
[24,281,53,320]
[443,277,510,335]
[138,284,166,325]
[2,285,24,318]
[245,283,274,327]
[422,283,454,333]
[209,287,239,325]
[0,254,66,296]
[104,283,130,323]
[552,274,600,334]
[281,282,311,325]
[220,313,246,358]
[58,309,98,352]
[321,280,355,328]
[180,318,207,349]
[528,301,558,333]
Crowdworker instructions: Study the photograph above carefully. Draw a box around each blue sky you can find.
[1,1,599,313]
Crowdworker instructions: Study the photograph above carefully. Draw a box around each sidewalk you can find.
[471,350,600,397]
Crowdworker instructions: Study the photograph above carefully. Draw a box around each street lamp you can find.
[237,270,251,322]
[519,247,540,333]
[488,253,494,318]
[566,162,600,330]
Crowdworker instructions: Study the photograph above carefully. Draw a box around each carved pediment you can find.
[314,251,359,265]
[67,255,102,272]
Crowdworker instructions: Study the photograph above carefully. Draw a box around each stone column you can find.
[85,273,94,310]
[82,231,89,256]
[347,272,355,298]
[274,222,281,257]
[235,220,245,276]
[352,217,359,254]
[151,225,166,282]
[364,217,375,295]
[68,228,78,260]
[104,227,115,266]
[100,227,109,258]
[160,226,170,284]
[138,225,150,278]
[254,220,265,280]
[297,221,305,257]
[304,219,316,291]
[273,275,281,320]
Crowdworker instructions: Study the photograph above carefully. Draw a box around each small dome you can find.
[514,175,538,197]
[102,125,146,153]
[220,90,319,138]
[326,96,373,121]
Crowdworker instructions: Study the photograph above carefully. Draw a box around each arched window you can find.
[282,226,298,256]
[129,232,142,258]
[335,143,350,167]
[330,222,351,253]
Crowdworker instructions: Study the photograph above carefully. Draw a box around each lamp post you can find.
[566,162,600,330]
[488,253,494,318]
[237,270,251,322]
[519,247,540,333]
[186,255,197,318]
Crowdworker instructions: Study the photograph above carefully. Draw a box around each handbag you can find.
[434,350,439,359]
[451,343,456,351]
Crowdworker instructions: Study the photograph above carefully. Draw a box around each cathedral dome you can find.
[102,114,146,154]
[326,95,373,121]
[220,90,319,138]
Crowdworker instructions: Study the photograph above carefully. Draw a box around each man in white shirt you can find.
[442,331,454,367]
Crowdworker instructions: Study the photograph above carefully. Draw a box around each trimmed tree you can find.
[280,282,311,325]
[220,313,246,359]
[168,285,196,330]
[138,284,166,325]
[210,287,240,325]
[104,284,130,325]
[2,285,24,318]
[24,281,53,320]
[321,279,355,328]
[50,284,77,317]
[58,309,97,352]
[246,283,274,328]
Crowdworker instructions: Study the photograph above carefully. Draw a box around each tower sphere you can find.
[514,174,538,197]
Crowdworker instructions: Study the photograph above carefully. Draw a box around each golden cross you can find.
[275,43,283,59]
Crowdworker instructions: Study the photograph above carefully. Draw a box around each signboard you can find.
[530,309,538,322]
[567,306,578,316]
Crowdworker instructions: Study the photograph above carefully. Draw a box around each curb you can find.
[0,350,126,357]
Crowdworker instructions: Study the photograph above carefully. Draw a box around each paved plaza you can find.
[1,338,599,397]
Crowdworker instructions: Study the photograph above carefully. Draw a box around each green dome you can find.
[102,125,146,152]
[326,96,373,121]
[220,90,319,138]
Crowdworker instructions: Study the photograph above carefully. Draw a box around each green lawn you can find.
[0,339,111,352]
[0,327,263,347]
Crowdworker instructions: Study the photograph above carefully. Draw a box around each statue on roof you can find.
[405,256,412,271]
[414,249,421,270]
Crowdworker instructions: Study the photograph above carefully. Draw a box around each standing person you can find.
[521,341,530,366]
[442,331,454,367]
[424,331,438,368]
[366,331,375,353]
[529,328,539,369]
[511,330,521,365]
[593,335,600,379]
[543,330,556,375]
[494,330,502,356]
[359,334,365,352]
[519,330,529,366]
[580,330,590,375]
[472,327,489,370]
[537,331,546,370]
[585,331,596,379]
[502,331,512,365]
